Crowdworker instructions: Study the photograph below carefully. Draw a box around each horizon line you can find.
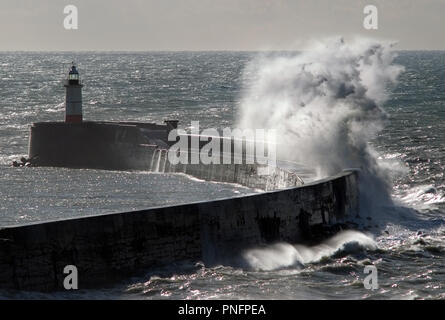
[1,49,445,53]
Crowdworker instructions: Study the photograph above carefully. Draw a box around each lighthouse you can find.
[64,63,83,123]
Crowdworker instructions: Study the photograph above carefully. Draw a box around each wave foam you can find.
[237,37,404,216]
[242,230,377,271]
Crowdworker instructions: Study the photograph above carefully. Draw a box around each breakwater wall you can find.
[0,170,358,292]
[28,121,303,190]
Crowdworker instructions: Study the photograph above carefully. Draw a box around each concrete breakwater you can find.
[28,121,303,190]
[0,170,358,292]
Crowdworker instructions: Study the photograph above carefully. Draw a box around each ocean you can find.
[0,47,444,299]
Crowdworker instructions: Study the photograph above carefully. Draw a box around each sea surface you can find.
[0,51,444,299]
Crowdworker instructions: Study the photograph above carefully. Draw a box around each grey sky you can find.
[1,0,444,51]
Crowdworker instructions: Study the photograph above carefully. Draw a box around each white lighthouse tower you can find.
[64,63,83,123]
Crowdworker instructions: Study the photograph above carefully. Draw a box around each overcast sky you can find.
[1,0,444,51]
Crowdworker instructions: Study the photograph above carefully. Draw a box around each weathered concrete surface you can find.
[0,170,358,292]
[28,121,162,170]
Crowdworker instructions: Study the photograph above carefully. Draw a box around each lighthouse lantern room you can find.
[64,62,83,123]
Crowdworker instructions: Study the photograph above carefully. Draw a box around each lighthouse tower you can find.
[64,63,83,123]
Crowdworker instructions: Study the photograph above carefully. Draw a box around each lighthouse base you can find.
[28,121,166,170]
